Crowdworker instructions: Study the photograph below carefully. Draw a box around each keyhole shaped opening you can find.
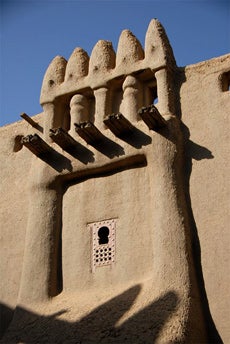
[98,226,109,245]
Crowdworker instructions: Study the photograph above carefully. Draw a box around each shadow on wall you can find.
[0,286,179,344]
[182,123,223,344]
[174,68,222,344]
[0,304,14,339]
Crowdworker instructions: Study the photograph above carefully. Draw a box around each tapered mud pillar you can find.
[70,94,89,136]
[122,76,142,122]
[41,56,67,142]
[155,69,175,114]
[89,40,115,129]
[93,87,111,130]
[18,163,62,303]
[146,118,206,342]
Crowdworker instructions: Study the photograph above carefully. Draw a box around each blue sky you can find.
[0,0,229,126]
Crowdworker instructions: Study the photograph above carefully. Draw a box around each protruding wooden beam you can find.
[138,105,166,130]
[49,127,78,150]
[103,113,134,137]
[75,122,104,144]
[21,134,51,156]
[20,113,39,128]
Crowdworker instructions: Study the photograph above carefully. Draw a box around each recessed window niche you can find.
[220,71,230,92]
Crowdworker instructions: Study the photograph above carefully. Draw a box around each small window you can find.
[88,219,117,272]
[146,85,158,106]
[220,71,230,92]
[152,86,158,105]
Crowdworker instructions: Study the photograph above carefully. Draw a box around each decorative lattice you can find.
[88,219,117,271]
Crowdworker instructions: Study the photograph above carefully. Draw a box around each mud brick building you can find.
[0,19,229,343]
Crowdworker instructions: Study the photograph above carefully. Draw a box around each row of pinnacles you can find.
[21,20,176,153]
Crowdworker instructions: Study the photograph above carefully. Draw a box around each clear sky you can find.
[0,0,229,126]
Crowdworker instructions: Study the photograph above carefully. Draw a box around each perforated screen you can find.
[88,219,117,272]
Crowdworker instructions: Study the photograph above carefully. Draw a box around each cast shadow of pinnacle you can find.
[0,286,179,344]
[172,65,222,343]
[186,140,214,161]
[181,122,223,344]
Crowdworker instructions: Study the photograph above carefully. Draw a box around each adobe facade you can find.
[0,19,229,343]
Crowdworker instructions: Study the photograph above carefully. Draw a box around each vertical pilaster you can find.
[70,94,89,136]
[18,165,62,303]
[93,87,111,130]
[155,69,175,114]
[122,76,142,122]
